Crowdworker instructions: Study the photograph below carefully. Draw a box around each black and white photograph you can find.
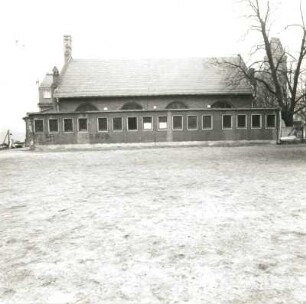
[1,0,306,303]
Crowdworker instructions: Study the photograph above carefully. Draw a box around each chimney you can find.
[52,66,59,88]
[63,35,72,64]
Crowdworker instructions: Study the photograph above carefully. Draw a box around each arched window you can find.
[75,103,98,112]
[121,102,143,110]
[211,101,233,108]
[166,101,188,109]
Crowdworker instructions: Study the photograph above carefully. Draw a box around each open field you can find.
[0,145,306,304]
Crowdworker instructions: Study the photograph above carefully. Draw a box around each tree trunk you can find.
[281,110,294,127]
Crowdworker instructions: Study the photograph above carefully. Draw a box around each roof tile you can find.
[54,57,252,98]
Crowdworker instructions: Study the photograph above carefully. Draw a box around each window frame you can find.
[48,118,59,133]
[222,114,233,130]
[34,119,44,133]
[202,115,213,130]
[158,116,168,131]
[43,90,51,99]
[78,118,88,132]
[63,118,74,133]
[127,116,138,131]
[251,114,262,129]
[97,117,108,132]
[112,117,123,132]
[172,115,183,131]
[143,116,153,131]
[187,115,198,131]
[265,114,276,129]
[236,114,247,129]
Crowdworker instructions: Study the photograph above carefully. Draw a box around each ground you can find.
[0,145,306,304]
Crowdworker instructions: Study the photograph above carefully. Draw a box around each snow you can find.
[0,145,306,303]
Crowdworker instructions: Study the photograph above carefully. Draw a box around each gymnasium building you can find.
[24,36,280,146]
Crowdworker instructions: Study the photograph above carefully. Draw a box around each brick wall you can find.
[27,108,280,145]
[58,95,253,112]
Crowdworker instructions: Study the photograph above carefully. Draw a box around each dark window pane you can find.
[78,118,88,131]
[266,115,276,128]
[143,117,152,130]
[98,118,108,131]
[202,115,212,129]
[64,119,73,132]
[34,120,44,132]
[158,116,167,129]
[223,115,232,129]
[173,116,183,130]
[188,116,198,129]
[49,119,58,132]
[252,115,261,128]
[237,115,246,128]
[113,117,122,131]
[128,117,137,130]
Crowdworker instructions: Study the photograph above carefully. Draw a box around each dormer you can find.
[38,66,60,112]
[38,73,53,111]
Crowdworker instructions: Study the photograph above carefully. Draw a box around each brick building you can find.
[24,36,280,146]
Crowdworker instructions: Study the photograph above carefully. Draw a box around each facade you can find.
[24,36,280,146]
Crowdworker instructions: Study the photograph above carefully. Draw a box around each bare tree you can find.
[221,0,306,126]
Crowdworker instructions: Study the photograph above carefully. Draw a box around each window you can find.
[158,116,168,130]
[127,117,138,131]
[202,115,212,130]
[48,119,59,133]
[75,103,98,112]
[43,90,51,99]
[113,117,123,131]
[143,117,153,130]
[166,101,188,109]
[237,114,247,129]
[211,101,232,108]
[266,114,276,128]
[34,119,44,132]
[172,116,183,130]
[187,116,198,130]
[98,117,108,132]
[121,102,143,110]
[64,119,73,132]
[251,114,261,129]
[78,118,88,132]
[222,115,232,129]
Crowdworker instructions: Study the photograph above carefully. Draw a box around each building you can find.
[24,36,280,147]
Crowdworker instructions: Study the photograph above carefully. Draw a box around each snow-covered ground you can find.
[0,145,306,304]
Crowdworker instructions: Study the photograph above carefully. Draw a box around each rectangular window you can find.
[98,117,108,131]
[78,118,88,132]
[202,115,212,130]
[43,90,51,98]
[187,116,198,130]
[48,119,59,133]
[127,117,138,131]
[172,116,183,130]
[64,118,73,132]
[143,117,153,130]
[251,114,261,129]
[237,114,247,129]
[222,115,232,129]
[113,117,123,131]
[158,116,168,130]
[266,114,276,128]
[34,119,44,132]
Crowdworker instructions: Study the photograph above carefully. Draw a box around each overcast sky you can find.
[0,0,303,137]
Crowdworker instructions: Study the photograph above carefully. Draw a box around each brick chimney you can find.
[64,35,72,64]
[52,66,59,88]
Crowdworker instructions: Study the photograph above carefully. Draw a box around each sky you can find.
[0,0,304,139]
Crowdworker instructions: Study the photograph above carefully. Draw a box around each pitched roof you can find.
[39,73,53,88]
[54,57,253,98]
